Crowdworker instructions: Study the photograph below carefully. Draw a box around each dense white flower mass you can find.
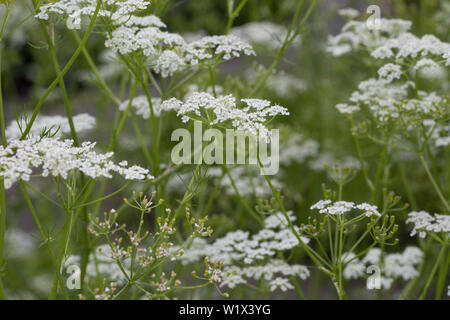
[105,25,186,57]
[310,200,380,217]
[184,35,255,64]
[105,22,255,77]
[178,212,310,291]
[414,58,440,74]
[327,13,450,75]
[36,0,151,29]
[406,211,450,239]
[343,77,448,122]
[327,18,412,56]
[0,137,152,189]
[343,247,423,289]
[5,113,96,141]
[377,63,402,83]
[161,92,288,142]
[119,95,162,119]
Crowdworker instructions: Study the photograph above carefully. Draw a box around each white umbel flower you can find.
[0,137,152,189]
[184,35,255,65]
[377,63,402,83]
[36,0,151,29]
[406,211,450,238]
[310,200,381,217]
[161,92,288,142]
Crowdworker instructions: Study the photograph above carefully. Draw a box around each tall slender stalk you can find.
[419,154,450,213]
[0,1,14,299]
[19,0,103,140]
[419,245,447,300]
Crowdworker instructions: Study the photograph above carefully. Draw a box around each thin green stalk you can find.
[372,141,388,204]
[419,154,450,213]
[19,0,103,140]
[435,248,450,300]
[398,162,418,210]
[225,0,249,34]
[419,245,447,299]
[72,31,121,106]
[257,157,332,271]
[20,182,68,299]
[130,111,153,166]
[109,80,138,151]
[141,71,160,176]
[0,2,14,299]
[49,209,72,300]
[250,0,317,96]
[349,117,373,190]
[221,164,264,226]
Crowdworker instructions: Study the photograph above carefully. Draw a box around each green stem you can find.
[49,208,72,300]
[19,0,103,140]
[435,248,450,300]
[349,117,373,190]
[0,2,13,299]
[20,182,68,299]
[221,164,264,226]
[419,154,450,213]
[419,245,447,300]
[372,141,388,204]
[249,0,316,96]
[72,31,121,106]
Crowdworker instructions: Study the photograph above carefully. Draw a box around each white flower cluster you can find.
[105,22,255,77]
[36,0,151,29]
[377,63,402,83]
[161,92,289,142]
[0,137,152,189]
[179,212,310,291]
[105,25,185,57]
[119,95,162,119]
[327,17,412,56]
[423,119,450,148]
[5,113,96,141]
[373,33,450,64]
[184,35,255,64]
[343,247,423,289]
[230,21,300,50]
[332,16,449,132]
[340,77,448,123]
[310,200,380,217]
[406,211,450,239]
